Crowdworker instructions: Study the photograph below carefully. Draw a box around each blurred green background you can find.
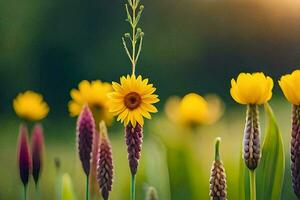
[1,0,300,199]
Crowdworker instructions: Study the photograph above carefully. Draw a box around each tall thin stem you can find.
[249,170,256,200]
[24,185,27,200]
[130,175,136,200]
[131,1,136,75]
[123,0,144,75]
[35,184,40,200]
[85,175,90,200]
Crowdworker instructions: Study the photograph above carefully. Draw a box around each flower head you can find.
[17,124,31,187]
[77,105,95,176]
[230,72,273,105]
[31,124,45,185]
[210,138,227,200]
[165,93,224,126]
[69,80,113,124]
[13,91,49,121]
[108,75,159,127]
[97,121,113,200]
[279,70,300,105]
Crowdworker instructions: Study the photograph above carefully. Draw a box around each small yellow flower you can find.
[13,91,49,121]
[230,72,273,105]
[68,80,113,124]
[108,74,159,127]
[279,70,300,105]
[165,93,223,126]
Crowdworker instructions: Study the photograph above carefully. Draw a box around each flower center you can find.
[124,92,141,110]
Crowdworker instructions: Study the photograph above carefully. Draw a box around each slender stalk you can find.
[131,1,136,75]
[130,175,136,200]
[35,184,40,200]
[85,175,90,200]
[24,185,27,200]
[249,170,256,200]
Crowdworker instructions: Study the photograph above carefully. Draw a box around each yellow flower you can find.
[68,80,113,125]
[279,70,300,105]
[108,75,159,127]
[13,91,49,121]
[165,93,224,126]
[230,72,273,105]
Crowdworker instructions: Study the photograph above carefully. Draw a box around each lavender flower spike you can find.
[18,124,31,187]
[77,105,95,176]
[31,124,45,185]
[209,137,227,200]
[97,121,113,200]
[243,104,261,170]
[125,123,143,176]
[291,105,300,198]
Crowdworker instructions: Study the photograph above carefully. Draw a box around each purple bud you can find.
[125,123,143,176]
[243,105,261,170]
[97,122,113,200]
[77,105,95,176]
[31,124,44,185]
[291,105,300,198]
[17,124,31,187]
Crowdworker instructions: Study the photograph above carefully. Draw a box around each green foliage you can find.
[256,103,285,200]
[240,103,285,200]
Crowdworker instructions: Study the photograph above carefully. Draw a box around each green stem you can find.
[35,184,40,200]
[249,170,256,200]
[86,175,90,200]
[130,175,136,200]
[24,185,27,200]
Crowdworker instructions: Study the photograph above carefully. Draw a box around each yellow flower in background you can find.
[279,70,300,105]
[13,91,49,121]
[108,75,159,127]
[165,93,224,126]
[230,72,273,105]
[68,80,113,124]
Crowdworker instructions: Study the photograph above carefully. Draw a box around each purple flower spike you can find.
[291,105,300,198]
[97,122,113,200]
[125,123,143,176]
[31,124,44,185]
[18,124,31,187]
[77,105,95,176]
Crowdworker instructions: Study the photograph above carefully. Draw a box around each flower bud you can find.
[97,122,113,200]
[17,124,31,187]
[125,123,143,176]
[291,105,300,198]
[31,124,44,185]
[209,138,227,200]
[77,105,95,176]
[146,186,158,200]
[243,105,261,170]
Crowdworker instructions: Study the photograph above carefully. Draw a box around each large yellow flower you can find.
[230,72,273,105]
[279,70,300,105]
[165,93,224,126]
[108,75,159,127]
[13,91,49,121]
[68,80,113,124]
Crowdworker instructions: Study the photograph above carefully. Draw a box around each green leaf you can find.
[256,103,285,200]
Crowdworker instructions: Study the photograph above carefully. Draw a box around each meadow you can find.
[0,98,297,200]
